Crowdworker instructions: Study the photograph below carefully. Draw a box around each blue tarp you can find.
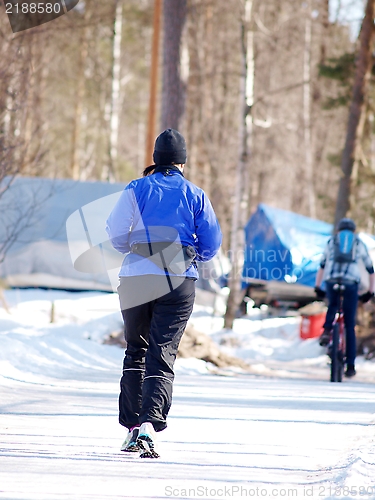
[242,204,333,288]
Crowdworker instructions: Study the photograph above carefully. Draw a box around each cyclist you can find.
[314,217,375,378]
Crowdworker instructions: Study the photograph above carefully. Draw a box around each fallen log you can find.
[103,323,250,370]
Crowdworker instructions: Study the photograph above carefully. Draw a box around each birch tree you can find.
[224,0,254,329]
[107,0,124,181]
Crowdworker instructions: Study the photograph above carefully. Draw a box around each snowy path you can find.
[1,370,375,500]
[1,289,375,499]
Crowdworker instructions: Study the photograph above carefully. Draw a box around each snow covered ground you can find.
[1,289,375,500]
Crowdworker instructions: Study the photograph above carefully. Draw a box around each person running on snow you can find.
[106,129,222,458]
[314,217,375,378]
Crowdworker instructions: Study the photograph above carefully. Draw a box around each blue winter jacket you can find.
[105,167,222,279]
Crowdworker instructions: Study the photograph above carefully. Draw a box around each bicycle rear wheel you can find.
[330,323,343,383]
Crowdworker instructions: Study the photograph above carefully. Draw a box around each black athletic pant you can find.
[117,275,195,432]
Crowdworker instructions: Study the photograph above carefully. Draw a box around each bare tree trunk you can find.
[28,33,48,176]
[303,2,316,218]
[370,113,375,173]
[334,0,375,226]
[200,1,213,196]
[20,40,34,174]
[320,0,329,64]
[184,0,201,185]
[107,0,123,182]
[70,4,90,180]
[224,0,253,329]
[145,0,162,166]
[160,0,187,131]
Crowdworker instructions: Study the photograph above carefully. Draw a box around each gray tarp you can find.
[0,177,227,293]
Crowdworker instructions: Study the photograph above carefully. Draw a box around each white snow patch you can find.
[1,289,375,499]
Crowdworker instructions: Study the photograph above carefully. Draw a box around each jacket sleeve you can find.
[105,185,136,254]
[319,240,330,269]
[194,191,222,261]
[359,240,375,274]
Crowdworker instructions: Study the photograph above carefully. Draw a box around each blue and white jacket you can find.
[105,166,222,279]
[320,235,374,284]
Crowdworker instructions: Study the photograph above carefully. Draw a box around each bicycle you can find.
[327,282,346,383]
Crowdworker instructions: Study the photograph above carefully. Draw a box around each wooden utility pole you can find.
[145,0,162,167]
[334,0,375,226]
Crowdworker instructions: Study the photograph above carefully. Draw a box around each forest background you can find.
[1,0,375,322]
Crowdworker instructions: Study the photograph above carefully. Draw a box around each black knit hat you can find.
[337,217,356,232]
[153,128,187,165]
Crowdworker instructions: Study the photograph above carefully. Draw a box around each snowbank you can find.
[1,288,375,384]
